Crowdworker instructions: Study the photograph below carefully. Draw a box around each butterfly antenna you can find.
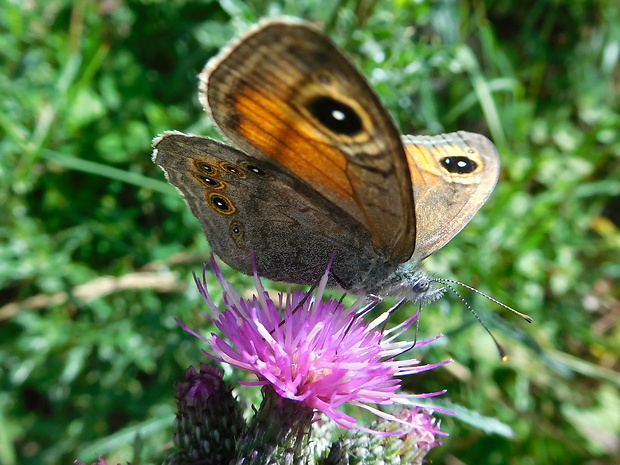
[436,278,533,323]
[439,281,509,362]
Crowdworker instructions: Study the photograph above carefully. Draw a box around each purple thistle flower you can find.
[169,363,245,464]
[390,407,445,461]
[178,256,452,435]
[398,407,444,447]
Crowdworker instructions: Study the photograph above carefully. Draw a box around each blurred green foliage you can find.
[1,0,618,464]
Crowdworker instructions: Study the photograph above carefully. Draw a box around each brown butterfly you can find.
[152,17,500,303]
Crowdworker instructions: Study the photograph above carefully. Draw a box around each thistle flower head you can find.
[327,407,445,464]
[170,363,245,464]
[391,407,444,461]
[179,256,452,435]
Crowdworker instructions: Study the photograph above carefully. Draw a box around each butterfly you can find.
[152,17,500,303]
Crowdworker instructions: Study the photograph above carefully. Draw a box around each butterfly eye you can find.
[412,277,431,294]
[208,193,236,214]
[307,96,363,136]
[440,156,478,175]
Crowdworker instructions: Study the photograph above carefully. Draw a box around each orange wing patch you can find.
[233,86,355,201]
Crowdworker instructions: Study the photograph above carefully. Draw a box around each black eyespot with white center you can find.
[440,156,478,174]
[196,162,213,173]
[229,221,244,240]
[219,162,244,177]
[246,164,265,176]
[307,97,363,136]
[208,193,235,214]
[212,195,229,210]
[197,175,223,189]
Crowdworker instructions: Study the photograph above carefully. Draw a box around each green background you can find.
[1,0,619,464]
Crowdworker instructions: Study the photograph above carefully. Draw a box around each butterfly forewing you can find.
[201,18,416,262]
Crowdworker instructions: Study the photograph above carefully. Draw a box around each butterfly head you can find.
[408,274,446,304]
[367,260,445,304]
